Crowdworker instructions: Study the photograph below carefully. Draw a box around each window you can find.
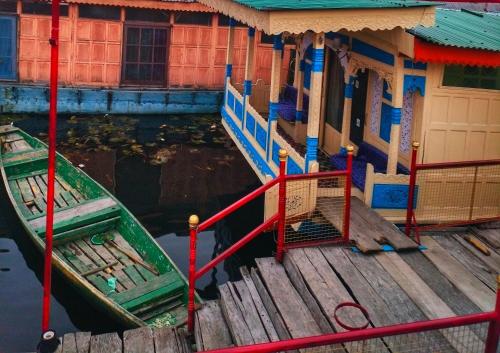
[23,2,69,16]
[126,8,169,23]
[122,25,169,85]
[217,14,245,27]
[443,65,500,90]
[261,33,295,45]
[174,12,212,26]
[0,1,17,13]
[78,5,120,20]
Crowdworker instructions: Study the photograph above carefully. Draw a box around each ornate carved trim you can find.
[350,54,394,85]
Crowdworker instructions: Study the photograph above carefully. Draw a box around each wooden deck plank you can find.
[75,332,91,353]
[89,333,122,353]
[432,234,497,291]
[123,327,155,353]
[471,227,500,249]
[153,328,190,353]
[61,333,77,353]
[351,198,419,250]
[420,236,495,312]
[451,233,500,276]
[320,247,397,327]
[248,267,294,345]
[55,176,85,202]
[255,257,330,353]
[239,267,280,343]
[194,300,233,351]
[375,251,483,353]
[318,202,380,253]
[37,174,67,208]
[219,282,261,345]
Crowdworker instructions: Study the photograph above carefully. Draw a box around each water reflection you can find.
[0,114,271,352]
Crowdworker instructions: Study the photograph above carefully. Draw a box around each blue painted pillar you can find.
[266,34,283,162]
[305,32,325,172]
[295,59,306,124]
[242,27,256,130]
[224,19,236,106]
[340,75,355,151]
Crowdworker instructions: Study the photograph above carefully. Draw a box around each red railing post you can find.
[41,0,61,335]
[276,149,288,263]
[405,141,420,237]
[342,145,353,243]
[187,214,199,334]
[485,275,500,353]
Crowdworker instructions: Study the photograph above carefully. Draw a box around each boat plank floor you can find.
[471,227,500,249]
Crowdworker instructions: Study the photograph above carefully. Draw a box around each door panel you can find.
[350,70,369,145]
[0,15,17,80]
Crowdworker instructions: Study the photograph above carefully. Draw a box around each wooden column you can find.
[225,19,236,95]
[295,38,305,124]
[387,56,404,175]
[340,75,355,148]
[242,27,256,129]
[305,32,325,172]
[267,34,283,161]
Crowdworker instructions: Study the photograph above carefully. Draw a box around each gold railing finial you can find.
[412,141,420,150]
[279,149,288,161]
[346,145,354,154]
[189,215,199,229]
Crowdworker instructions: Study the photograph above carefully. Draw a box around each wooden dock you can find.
[39,223,498,353]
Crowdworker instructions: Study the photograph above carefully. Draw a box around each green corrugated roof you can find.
[232,0,435,11]
[410,8,500,52]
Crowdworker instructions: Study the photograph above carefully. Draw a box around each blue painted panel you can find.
[344,76,355,99]
[287,157,303,175]
[380,103,392,143]
[269,101,279,121]
[235,99,243,121]
[222,107,275,178]
[246,112,256,135]
[227,90,235,112]
[371,184,419,209]
[311,48,324,72]
[272,141,281,167]
[404,75,426,96]
[352,38,394,66]
[404,60,427,70]
[256,124,267,151]
[0,16,16,80]
[383,80,392,101]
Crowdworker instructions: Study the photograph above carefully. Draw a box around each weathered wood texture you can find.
[89,333,122,353]
[194,300,233,351]
[472,227,500,249]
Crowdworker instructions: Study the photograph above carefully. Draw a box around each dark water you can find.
[0,114,273,352]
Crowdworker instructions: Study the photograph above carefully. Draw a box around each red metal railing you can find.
[187,149,353,332]
[199,277,500,353]
[406,142,500,238]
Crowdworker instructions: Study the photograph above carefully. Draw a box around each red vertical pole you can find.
[276,149,287,263]
[187,215,199,333]
[41,0,60,333]
[342,146,353,243]
[485,275,500,353]
[405,142,420,238]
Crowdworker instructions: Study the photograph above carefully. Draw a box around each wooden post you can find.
[405,141,419,238]
[187,214,199,333]
[224,19,236,106]
[276,149,287,263]
[305,32,325,172]
[267,34,283,161]
[387,56,404,175]
[295,38,305,124]
[242,27,256,129]
[340,75,355,148]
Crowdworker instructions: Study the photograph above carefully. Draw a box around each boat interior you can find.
[0,126,187,326]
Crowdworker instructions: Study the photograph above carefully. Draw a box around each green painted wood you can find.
[52,217,120,245]
[3,151,47,168]
[233,0,431,10]
[124,265,146,285]
[135,264,156,281]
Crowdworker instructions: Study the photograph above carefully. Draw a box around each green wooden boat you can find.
[0,124,196,328]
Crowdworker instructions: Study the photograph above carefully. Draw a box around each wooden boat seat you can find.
[30,197,120,236]
[3,149,48,167]
[110,270,185,311]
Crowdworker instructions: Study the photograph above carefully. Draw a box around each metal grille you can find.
[281,322,489,353]
[284,175,346,247]
[413,163,500,228]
